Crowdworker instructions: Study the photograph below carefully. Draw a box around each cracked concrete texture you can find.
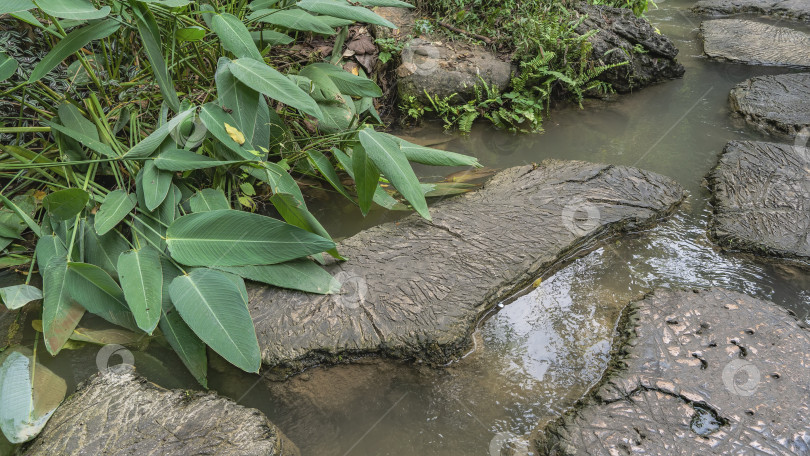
[533,288,810,455]
[24,367,299,455]
[247,161,685,373]
[708,140,810,263]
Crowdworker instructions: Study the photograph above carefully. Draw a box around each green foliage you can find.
[0,0,483,436]
[407,0,641,132]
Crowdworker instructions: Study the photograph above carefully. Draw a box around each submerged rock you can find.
[24,367,299,455]
[701,19,810,68]
[693,0,810,21]
[248,161,685,372]
[395,38,513,104]
[533,288,810,454]
[573,3,686,93]
[730,73,810,137]
[708,140,810,262]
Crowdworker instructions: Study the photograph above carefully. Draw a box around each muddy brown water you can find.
[4,1,810,455]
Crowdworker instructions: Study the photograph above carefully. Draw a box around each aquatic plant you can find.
[0,0,482,443]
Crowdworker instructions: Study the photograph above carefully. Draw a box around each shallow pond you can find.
[6,1,810,455]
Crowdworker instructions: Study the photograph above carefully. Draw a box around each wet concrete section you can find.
[533,288,810,455]
[248,162,684,372]
[709,140,810,263]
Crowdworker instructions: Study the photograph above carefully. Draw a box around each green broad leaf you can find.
[117,247,162,334]
[307,149,351,199]
[296,66,342,103]
[248,0,281,10]
[247,8,336,35]
[159,307,207,387]
[35,0,110,20]
[124,108,195,159]
[269,193,342,260]
[140,0,192,7]
[35,235,67,272]
[66,262,139,331]
[28,19,119,83]
[57,102,98,141]
[0,352,64,444]
[189,189,230,213]
[0,0,35,14]
[132,2,181,112]
[229,58,323,120]
[198,103,256,160]
[0,285,42,310]
[141,161,173,211]
[249,29,293,46]
[245,161,303,201]
[154,148,241,171]
[10,10,43,28]
[83,221,129,279]
[216,260,340,294]
[301,62,382,97]
[169,268,260,373]
[42,188,89,222]
[166,209,335,266]
[395,135,482,167]
[0,53,18,82]
[41,258,85,355]
[157,258,206,387]
[94,190,137,235]
[176,26,205,42]
[45,121,117,158]
[316,97,356,133]
[314,15,353,27]
[359,128,429,219]
[214,57,273,152]
[296,0,396,28]
[69,326,146,347]
[351,144,380,216]
[0,193,40,238]
[211,13,263,61]
[355,0,413,6]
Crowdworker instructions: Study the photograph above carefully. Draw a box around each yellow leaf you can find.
[351,67,359,76]
[532,277,542,288]
[224,123,246,145]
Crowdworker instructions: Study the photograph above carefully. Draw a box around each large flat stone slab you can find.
[693,0,810,21]
[701,19,810,68]
[730,72,810,137]
[396,38,514,104]
[248,161,685,372]
[533,288,810,454]
[708,140,810,262]
[24,368,299,455]
[573,3,686,93]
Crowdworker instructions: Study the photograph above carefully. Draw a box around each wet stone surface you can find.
[24,367,299,456]
[708,140,810,263]
[248,161,685,373]
[730,72,810,138]
[533,288,810,455]
[573,3,686,93]
[693,0,810,21]
[701,19,810,68]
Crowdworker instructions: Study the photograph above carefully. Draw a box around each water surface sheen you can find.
[50,2,810,455]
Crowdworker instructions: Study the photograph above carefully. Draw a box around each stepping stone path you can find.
[701,19,810,68]
[533,288,810,455]
[730,72,810,137]
[248,162,685,373]
[708,140,810,262]
[24,368,299,455]
[693,0,810,21]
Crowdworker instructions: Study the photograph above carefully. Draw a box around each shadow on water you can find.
[7,1,810,455]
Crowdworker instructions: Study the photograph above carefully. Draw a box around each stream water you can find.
[5,1,810,455]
